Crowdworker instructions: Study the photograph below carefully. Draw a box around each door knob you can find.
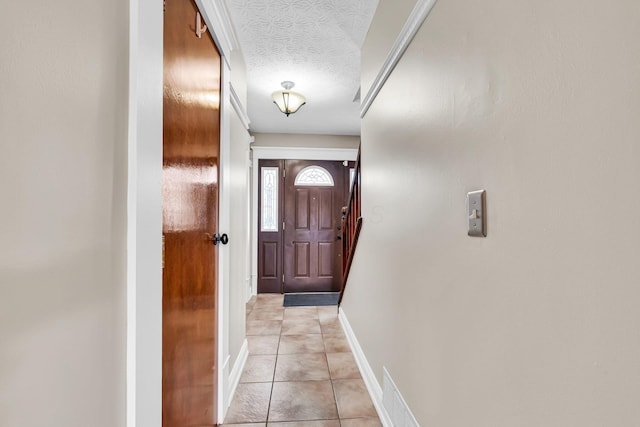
[336,234,342,240]
[209,233,229,245]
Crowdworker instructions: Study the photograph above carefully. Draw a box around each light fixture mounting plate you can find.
[281,81,295,90]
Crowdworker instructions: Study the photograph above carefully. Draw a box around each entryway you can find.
[222,294,382,425]
[257,159,354,294]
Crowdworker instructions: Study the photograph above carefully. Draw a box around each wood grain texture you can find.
[283,160,347,293]
[162,0,221,424]
[257,159,285,293]
[262,242,279,278]
[339,147,361,305]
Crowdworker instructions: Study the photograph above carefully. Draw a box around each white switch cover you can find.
[467,190,486,237]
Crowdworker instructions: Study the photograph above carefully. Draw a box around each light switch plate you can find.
[467,190,486,237]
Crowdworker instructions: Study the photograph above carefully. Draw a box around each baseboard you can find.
[222,339,248,421]
[338,308,393,427]
[228,339,248,401]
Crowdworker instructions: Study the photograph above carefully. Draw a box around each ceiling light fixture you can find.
[272,81,306,117]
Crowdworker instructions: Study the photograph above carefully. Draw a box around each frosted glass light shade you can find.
[272,90,306,116]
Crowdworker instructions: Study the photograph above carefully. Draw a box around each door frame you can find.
[127,0,239,425]
[251,147,358,298]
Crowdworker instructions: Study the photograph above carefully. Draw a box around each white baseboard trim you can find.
[218,353,231,424]
[339,307,393,427]
[222,339,248,420]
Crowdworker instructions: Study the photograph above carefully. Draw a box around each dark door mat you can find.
[283,292,340,307]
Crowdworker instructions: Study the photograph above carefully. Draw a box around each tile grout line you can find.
[264,336,279,425]
[265,300,284,426]
[323,313,343,427]
[319,305,342,425]
[243,298,376,426]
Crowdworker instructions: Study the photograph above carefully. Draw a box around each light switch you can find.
[467,190,486,237]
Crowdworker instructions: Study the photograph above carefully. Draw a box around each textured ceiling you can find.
[226,0,378,135]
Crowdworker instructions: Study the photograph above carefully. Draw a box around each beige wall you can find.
[252,132,360,149]
[343,0,640,425]
[0,0,129,426]
[360,0,417,98]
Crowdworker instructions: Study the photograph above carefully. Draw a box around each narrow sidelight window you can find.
[261,167,279,231]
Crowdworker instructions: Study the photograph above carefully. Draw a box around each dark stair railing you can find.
[339,146,362,304]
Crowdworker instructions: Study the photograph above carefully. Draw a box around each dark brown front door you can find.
[162,0,221,425]
[257,159,285,293]
[283,160,346,293]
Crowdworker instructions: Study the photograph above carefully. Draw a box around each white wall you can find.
[227,49,251,381]
[343,0,640,425]
[129,0,164,425]
[227,112,250,372]
[0,0,129,426]
[252,132,360,149]
[231,49,248,108]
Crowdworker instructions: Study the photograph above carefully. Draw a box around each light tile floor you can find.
[223,294,382,427]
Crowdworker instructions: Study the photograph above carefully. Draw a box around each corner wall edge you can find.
[194,0,240,66]
[360,0,438,118]
[219,339,249,423]
[230,83,251,130]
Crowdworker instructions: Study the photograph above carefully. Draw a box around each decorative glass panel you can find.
[294,166,334,186]
[350,168,356,189]
[261,167,278,232]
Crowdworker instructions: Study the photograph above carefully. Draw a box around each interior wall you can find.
[129,0,164,425]
[227,112,249,373]
[0,1,129,426]
[360,0,417,98]
[231,49,248,106]
[343,0,640,426]
[228,48,251,377]
[252,132,360,149]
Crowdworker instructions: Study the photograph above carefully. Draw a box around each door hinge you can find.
[282,221,285,230]
[163,0,166,13]
[283,168,286,178]
[282,274,285,283]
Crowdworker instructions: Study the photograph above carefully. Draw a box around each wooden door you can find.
[283,160,347,293]
[257,159,285,293]
[162,0,221,425]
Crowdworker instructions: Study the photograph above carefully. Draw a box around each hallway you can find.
[222,294,381,427]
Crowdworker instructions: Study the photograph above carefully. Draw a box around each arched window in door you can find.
[294,165,335,186]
